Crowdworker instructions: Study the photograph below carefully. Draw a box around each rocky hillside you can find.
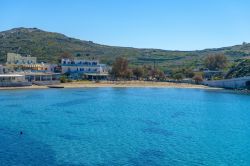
[1,27,250,70]
[225,59,250,79]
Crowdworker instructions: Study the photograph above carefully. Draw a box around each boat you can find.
[47,85,64,88]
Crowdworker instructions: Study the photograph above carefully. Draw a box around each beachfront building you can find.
[0,74,31,87]
[24,72,61,85]
[0,53,61,87]
[0,71,61,86]
[5,53,59,73]
[6,53,37,65]
[61,58,108,80]
[0,64,15,74]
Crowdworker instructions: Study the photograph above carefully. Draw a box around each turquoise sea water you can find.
[0,88,250,166]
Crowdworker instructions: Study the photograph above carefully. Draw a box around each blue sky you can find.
[1,0,250,50]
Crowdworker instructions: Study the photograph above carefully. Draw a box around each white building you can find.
[61,58,108,80]
[0,65,14,74]
[5,53,59,73]
[61,58,107,73]
[24,72,61,85]
[0,74,31,87]
[6,53,37,65]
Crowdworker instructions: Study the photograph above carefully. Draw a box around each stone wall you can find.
[32,80,60,85]
[0,82,32,87]
[203,76,250,89]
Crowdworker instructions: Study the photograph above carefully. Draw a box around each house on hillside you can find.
[61,58,108,80]
[203,69,224,80]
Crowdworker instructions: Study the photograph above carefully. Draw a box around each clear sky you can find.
[1,0,250,50]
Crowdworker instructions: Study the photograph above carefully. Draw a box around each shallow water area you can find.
[0,88,250,165]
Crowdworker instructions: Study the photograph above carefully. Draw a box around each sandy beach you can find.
[0,80,219,90]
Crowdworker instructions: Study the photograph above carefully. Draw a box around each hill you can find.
[225,59,250,79]
[1,27,250,70]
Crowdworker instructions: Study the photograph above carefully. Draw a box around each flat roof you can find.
[24,72,61,76]
[84,73,109,76]
[61,64,103,67]
[0,74,24,77]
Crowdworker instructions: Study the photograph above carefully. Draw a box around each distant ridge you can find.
[0,27,250,69]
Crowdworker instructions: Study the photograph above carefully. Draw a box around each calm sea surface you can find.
[0,88,250,166]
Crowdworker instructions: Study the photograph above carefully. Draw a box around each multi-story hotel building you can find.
[61,58,108,79]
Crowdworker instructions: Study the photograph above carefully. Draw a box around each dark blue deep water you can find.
[0,88,250,166]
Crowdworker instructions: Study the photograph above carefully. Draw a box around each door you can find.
[246,81,250,90]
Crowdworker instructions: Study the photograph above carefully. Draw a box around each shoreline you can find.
[0,81,221,90]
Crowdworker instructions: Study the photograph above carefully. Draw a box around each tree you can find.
[204,54,227,70]
[193,75,203,84]
[60,76,67,83]
[157,70,166,81]
[170,68,194,79]
[142,65,153,79]
[125,69,133,80]
[183,68,195,78]
[61,51,73,59]
[133,67,144,80]
[110,57,129,79]
[173,73,184,81]
[58,52,74,63]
